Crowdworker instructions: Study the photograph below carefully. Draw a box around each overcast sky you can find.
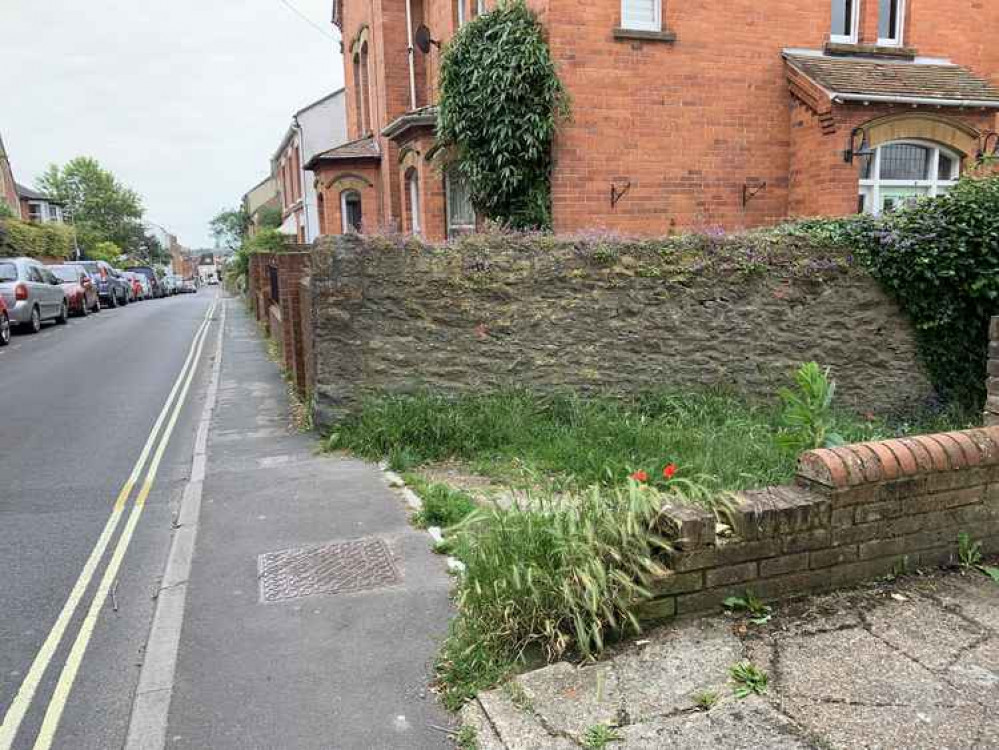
[0,0,343,248]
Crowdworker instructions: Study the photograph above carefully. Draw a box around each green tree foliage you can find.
[210,207,249,251]
[257,205,283,230]
[858,176,999,408]
[437,0,568,229]
[37,157,145,257]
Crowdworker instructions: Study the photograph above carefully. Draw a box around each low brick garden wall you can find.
[650,426,999,618]
[308,233,932,427]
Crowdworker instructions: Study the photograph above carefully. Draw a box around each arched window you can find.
[445,168,475,239]
[352,53,365,135]
[317,191,327,236]
[341,190,363,233]
[858,140,960,215]
[405,168,421,235]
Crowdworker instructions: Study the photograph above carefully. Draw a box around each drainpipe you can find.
[404,0,417,111]
[293,115,311,243]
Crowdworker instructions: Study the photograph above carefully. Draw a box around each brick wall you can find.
[276,252,311,396]
[308,233,931,426]
[987,317,999,427]
[647,427,999,619]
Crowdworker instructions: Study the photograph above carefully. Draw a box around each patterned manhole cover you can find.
[258,537,401,602]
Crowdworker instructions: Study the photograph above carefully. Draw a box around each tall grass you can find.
[436,482,671,708]
[327,388,961,491]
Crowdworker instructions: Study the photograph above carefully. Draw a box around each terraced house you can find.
[309,0,999,240]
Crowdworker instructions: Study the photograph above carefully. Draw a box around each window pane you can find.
[938,153,955,180]
[447,172,475,232]
[879,144,929,180]
[831,0,854,37]
[879,0,900,40]
[622,0,657,30]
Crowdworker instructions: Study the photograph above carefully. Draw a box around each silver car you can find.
[0,257,69,333]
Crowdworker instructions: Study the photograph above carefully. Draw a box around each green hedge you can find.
[0,218,74,259]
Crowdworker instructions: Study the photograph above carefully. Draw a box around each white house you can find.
[272,89,347,243]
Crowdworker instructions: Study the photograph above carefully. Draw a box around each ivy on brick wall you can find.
[0,217,74,259]
[788,176,999,409]
[437,0,568,230]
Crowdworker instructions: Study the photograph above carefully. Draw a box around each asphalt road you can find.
[0,289,218,750]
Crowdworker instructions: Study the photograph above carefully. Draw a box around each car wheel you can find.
[29,306,41,333]
[0,311,10,346]
[110,291,118,309]
[92,296,101,313]
[56,300,68,325]
[79,296,89,317]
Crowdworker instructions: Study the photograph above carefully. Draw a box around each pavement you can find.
[461,569,999,750]
[0,289,217,749]
[160,298,454,749]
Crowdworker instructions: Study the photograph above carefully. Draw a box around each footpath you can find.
[133,297,453,750]
[463,569,999,749]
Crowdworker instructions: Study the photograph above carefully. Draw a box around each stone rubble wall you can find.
[649,427,999,619]
[987,316,999,426]
[307,234,932,427]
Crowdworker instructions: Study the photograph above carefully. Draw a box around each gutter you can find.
[831,92,999,108]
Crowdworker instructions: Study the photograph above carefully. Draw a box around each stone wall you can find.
[309,234,932,426]
[646,426,999,619]
[987,317,999,427]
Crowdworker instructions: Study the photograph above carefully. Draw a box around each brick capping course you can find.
[653,426,999,618]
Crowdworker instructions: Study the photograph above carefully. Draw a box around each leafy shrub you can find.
[403,474,477,528]
[858,176,999,407]
[0,217,74,259]
[437,0,568,229]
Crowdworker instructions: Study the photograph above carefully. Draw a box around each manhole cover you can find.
[258,537,401,602]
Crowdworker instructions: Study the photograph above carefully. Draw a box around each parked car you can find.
[48,264,101,316]
[0,257,69,332]
[0,295,10,346]
[163,275,181,295]
[125,266,163,298]
[179,277,198,294]
[67,260,130,308]
[120,271,144,301]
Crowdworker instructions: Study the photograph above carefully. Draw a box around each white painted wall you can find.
[296,90,346,242]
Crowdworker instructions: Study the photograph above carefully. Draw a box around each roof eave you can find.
[303,152,381,171]
[832,92,999,108]
[382,112,437,140]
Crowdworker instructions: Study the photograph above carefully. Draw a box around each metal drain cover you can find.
[258,537,401,602]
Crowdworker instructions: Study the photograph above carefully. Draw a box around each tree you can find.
[37,157,145,256]
[89,241,123,264]
[210,207,249,251]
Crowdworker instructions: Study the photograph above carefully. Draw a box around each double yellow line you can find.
[0,297,218,750]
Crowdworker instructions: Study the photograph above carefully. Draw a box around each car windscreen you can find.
[0,262,17,282]
[50,267,79,282]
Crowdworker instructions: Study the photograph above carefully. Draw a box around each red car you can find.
[0,295,10,345]
[49,265,101,316]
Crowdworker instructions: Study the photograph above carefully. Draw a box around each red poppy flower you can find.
[663,464,677,480]
[630,470,648,482]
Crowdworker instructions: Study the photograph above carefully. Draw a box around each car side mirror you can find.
[51,278,61,285]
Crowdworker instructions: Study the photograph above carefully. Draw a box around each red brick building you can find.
[310,0,999,241]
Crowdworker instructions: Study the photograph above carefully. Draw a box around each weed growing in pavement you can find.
[958,532,983,570]
[502,680,534,712]
[982,566,999,583]
[723,590,773,625]
[434,482,671,709]
[454,725,478,750]
[692,689,719,711]
[582,724,623,748]
[402,474,477,529]
[730,661,768,698]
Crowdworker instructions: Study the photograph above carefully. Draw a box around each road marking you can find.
[32,296,219,750]
[124,297,227,750]
[0,299,217,750]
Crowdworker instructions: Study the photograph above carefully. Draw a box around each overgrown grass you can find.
[327,389,974,492]
[401,473,477,529]
[434,482,671,709]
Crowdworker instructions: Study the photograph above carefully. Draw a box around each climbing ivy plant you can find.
[437,0,568,230]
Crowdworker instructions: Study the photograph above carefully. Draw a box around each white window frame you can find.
[830,0,860,45]
[340,190,362,233]
[877,0,906,47]
[620,0,661,33]
[858,139,960,216]
[407,170,421,236]
[445,170,475,239]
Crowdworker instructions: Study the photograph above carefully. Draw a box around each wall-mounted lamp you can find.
[976,131,999,161]
[843,127,874,164]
